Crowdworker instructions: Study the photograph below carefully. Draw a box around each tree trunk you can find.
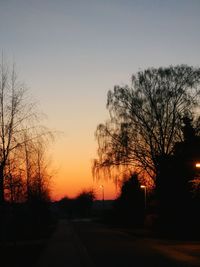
[0,165,5,204]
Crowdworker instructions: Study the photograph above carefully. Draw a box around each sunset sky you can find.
[1,0,200,200]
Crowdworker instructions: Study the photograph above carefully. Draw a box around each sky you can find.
[0,0,200,200]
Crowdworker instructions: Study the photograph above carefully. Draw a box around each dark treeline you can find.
[57,190,95,219]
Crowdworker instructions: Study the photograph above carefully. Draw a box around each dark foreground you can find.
[2,218,200,267]
[0,219,56,267]
[0,240,45,267]
[73,220,200,267]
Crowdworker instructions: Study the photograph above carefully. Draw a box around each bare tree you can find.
[4,156,25,203]
[4,129,53,204]
[0,57,52,204]
[93,65,200,186]
[28,137,52,202]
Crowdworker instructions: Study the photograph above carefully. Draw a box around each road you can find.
[73,220,200,267]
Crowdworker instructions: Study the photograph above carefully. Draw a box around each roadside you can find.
[73,220,200,267]
[103,221,200,266]
[122,227,200,266]
[0,240,46,267]
[0,217,56,267]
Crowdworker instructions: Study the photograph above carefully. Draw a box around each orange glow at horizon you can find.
[49,138,119,201]
[51,168,119,201]
[52,175,118,201]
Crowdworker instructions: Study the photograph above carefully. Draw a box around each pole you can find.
[140,185,146,210]
[100,185,104,209]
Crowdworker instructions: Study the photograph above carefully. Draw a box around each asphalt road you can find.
[73,220,200,267]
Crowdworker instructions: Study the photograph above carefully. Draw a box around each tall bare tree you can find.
[93,65,200,186]
[0,58,48,204]
[27,136,52,202]
[3,129,53,203]
[4,156,25,203]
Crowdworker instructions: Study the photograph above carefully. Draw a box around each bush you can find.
[113,174,144,227]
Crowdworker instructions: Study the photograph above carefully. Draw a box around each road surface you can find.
[73,220,200,267]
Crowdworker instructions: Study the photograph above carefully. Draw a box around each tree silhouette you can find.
[114,173,144,226]
[0,59,34,204]
[75,190,95,217]
[93,65,200,187]
[0,58,54,204]
[154,116,200,236]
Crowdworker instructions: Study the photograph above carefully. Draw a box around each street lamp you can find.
[140,185,146,209]
[194,162,200,180]
[100,185,104,210]
[195,163,200,168]
[100,185,104,201]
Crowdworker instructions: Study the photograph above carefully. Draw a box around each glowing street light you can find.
[195,163,200,168]
[140,185,146,209]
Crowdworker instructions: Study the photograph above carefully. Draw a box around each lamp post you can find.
[140,185,146,210]
[195,162,200,180]
[100,185,104,209]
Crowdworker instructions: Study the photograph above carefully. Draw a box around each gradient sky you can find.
[1,0,200,200]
